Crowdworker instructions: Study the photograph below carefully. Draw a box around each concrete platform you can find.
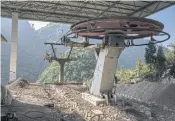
[81,93,106,106]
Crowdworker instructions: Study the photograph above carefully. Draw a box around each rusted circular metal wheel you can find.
[71,16,165,39]
[68,16,170,46]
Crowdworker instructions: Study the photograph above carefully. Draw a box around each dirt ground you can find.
[2,82,175,121]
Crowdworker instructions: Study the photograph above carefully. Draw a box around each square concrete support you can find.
[90,34,124,97]
[10,12,18,81]
[82,93,106,106]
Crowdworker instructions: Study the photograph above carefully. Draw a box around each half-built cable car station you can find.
[1,1,175,120]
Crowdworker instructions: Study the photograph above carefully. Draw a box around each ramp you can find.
[114,81,175,109]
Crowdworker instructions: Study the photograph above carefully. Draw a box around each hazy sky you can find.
[148,5,175,46]
[28,21,50,30]
[28,5,175,46]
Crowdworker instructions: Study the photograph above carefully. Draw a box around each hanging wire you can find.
[56,25,71,43]
[44,24,71,54]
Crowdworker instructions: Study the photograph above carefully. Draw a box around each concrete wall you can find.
[114,81,175,109]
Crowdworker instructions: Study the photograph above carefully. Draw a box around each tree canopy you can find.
[155,46,166,70]
[37,47,96,84]
[144,41,157,68]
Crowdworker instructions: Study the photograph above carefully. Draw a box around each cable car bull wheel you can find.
[64,16,170,47]
[59,16,170,97]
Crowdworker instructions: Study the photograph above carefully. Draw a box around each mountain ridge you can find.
[1,18,146,84]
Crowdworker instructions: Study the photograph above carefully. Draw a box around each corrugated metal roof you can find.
[1,1,175,24]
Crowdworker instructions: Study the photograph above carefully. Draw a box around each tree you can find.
[135,58,144,77]
[165,44,175,63]
[64,48,96,82]
[164,44,175,78]
[156,46,166,70]
[38,47,97,84]
[37,61,60,84]
[154,46,166,80]
[144,41,156,70]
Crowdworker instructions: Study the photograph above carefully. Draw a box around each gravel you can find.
[5,82,175,121]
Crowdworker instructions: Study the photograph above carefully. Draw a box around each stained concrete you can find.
[114,81,175,109]
[82,93,106,106]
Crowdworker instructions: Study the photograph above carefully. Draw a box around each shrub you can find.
[115,58,153,83]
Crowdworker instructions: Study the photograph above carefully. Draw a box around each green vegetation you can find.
[37,47,96,84]
[164,44,175,78]
[156,46,166,69]
[116,43,175,83]
[37,61,60,84]
[144,41,157,70]
[165,44,175,63]
[64,47,96,82]
[38,42,175,84]
[116,58,152,83]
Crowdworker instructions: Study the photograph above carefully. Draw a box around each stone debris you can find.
[92,110,103,115]
[114,95,175,121]
[4,81,175,121]
[7,78,28,90]
[82,93,106,106]
[129,78,141,84]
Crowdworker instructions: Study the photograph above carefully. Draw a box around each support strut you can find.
[57,59,66,82]
[54,58,72,83]
[90,34,124,97]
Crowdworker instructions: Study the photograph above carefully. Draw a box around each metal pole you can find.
[59,61,65,82]
[51,45,56,58]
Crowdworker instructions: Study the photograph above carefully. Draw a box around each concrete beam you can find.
[82,93,106,106]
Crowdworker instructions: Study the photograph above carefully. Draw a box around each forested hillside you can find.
[1,18,147,84]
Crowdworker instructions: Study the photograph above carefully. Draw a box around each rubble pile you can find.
[7,78,28,90]
[5,80,175,121]
[52,85,135,121]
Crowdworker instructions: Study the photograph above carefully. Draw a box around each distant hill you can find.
[1,18,146,84]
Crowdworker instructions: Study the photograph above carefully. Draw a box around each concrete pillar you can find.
[59,61,65,82]
[10,12,18,81]
[56,59,72,82]
[90,34,125,97]
[90,47,123,96]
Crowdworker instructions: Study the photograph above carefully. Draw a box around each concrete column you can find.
[10,12,18,81]
[59,61,65,83]
[90,47,123,96]
[90,34,125,97]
